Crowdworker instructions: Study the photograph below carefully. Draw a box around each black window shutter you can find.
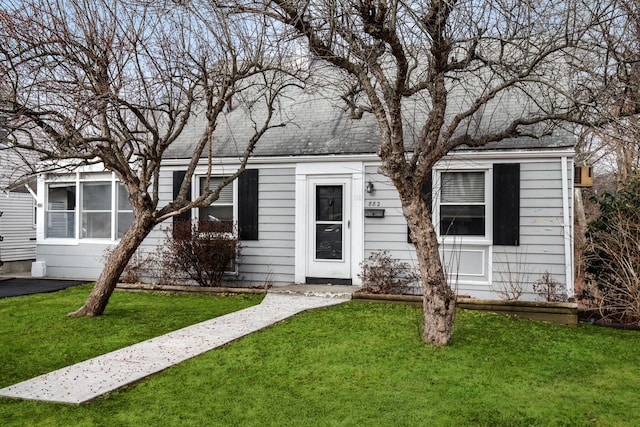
[408,172,433,243]
[493,163,520,246]
[238,169,259,240]
[172,171,191,233]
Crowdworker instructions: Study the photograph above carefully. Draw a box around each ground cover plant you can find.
[1,286,639,426]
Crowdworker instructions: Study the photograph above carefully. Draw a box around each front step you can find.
[268,284,360,299]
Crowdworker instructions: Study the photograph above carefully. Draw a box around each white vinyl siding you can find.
[363,156,572,301]
[36,242,113,279]
[238,167,295,286]
[136,166,296,287]
[491,160,571,299]
[35,154,573,299]
[0,192,36,262]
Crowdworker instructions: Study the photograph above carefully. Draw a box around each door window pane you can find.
[315,185,343,260]
[316,224,343,260]
[316,186,342,221]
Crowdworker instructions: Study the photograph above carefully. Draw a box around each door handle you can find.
[347,220,351,229]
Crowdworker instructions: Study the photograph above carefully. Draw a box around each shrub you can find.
[358,250,419,294]
[533,271,567,302]
[582,175,640,325]
[158,220,240,287]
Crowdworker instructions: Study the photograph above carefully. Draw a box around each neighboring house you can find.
[33,81,575,300]
[0,132,37,274]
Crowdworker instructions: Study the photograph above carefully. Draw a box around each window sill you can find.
[438,236,492,246]
[39,238,119,245]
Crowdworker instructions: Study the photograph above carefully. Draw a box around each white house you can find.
[32,81,575,301]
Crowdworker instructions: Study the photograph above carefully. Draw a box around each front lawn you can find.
[1,285,639,426]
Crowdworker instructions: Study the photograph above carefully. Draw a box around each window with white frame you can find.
[81,182,112,238]
[46,183,76,238]
[44,173,135,240]
[439,171,486,236]
[198,176,234,231]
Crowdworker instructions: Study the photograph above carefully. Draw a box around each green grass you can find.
[1,286,639,426]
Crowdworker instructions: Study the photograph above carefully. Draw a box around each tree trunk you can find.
[67,214,155,317]
[574,187,587,233]
[405,200,456,345]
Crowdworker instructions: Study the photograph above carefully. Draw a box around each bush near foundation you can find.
[582,175,640,325]
[159,220,240,287]
[358,250,419,294]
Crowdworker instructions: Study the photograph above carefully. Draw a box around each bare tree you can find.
[234,0,613,344]
[575,0,640,181]
[0,0,295,316]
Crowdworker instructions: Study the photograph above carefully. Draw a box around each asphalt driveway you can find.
[0,278,89,298]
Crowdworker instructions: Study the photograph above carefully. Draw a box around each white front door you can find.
[306,177,351,281]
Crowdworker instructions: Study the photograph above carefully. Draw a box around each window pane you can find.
[46,212,75,238]
[200,177,233,204]
[441,172,484,203]
[440,205,485,236]
[316,224,342,260]
[200,205,233,222]
[316,185,343,221]
[82,212,111,238]
[82,182,111,210]
[199,176,234,231]
[117,184,132,211]
[47,184,75,238]
[48,185,76,210]
[117,212,134,238]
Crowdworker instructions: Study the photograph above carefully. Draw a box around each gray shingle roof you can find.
[165,79,575,160]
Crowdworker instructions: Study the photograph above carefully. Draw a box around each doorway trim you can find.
[294,162,364,285]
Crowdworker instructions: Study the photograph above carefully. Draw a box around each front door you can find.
[306,177,351,281]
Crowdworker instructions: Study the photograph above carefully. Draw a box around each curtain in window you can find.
[441,172,485,203]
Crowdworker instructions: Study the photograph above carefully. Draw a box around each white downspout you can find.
[561,156,574,298]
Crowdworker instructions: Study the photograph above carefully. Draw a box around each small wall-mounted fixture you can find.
[574,166,593,188]
[364,208,385,218]
[366,181,375,194]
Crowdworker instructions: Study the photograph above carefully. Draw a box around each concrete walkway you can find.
[0,290,353,404]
